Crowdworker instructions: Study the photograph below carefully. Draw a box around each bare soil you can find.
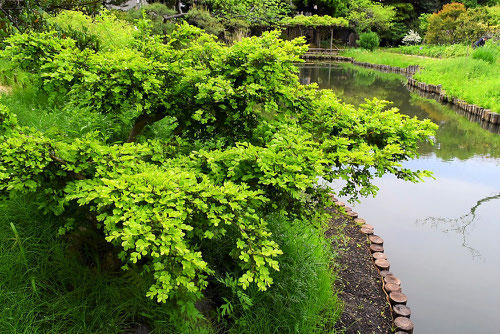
[328,213,393,334]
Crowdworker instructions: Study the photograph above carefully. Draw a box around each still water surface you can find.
[300,63,500,334]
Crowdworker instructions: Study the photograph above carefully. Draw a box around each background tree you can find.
[0,0,103,33]
[292,0,349,17]
[425,2,467,44]
[346,0,396,34]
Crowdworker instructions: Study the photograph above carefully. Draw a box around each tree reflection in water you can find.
[417,193,500,259]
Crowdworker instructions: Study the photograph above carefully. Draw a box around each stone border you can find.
[331,196,414,333]
[302,54,500,129]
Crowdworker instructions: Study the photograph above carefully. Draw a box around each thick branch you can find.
[0,6,21,32]
[126,112,167,143]
[49,152,86,180]
[163,12,187,21]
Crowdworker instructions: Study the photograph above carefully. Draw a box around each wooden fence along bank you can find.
[302,52,500,134]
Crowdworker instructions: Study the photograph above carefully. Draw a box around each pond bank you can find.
[329,200,415,333]
[329,211,392,333]
[301,54,500,130]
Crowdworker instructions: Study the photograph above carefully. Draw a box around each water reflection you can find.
[300,62,500,161]
[417,193,500,259]
[300,62,500,334]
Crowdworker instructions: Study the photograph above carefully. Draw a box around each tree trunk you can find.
[126,112,167,143]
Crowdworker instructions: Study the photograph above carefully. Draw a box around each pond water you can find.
[300,63,500,334]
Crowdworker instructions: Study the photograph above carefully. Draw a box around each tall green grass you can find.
[386,44,471,58]
[414,57,500,112]
[471,41,499,64]
[341,49,500,113]
[0,195,213,333]
[225,215,341,334]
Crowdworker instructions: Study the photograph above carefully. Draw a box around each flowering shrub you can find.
[402,30,422,45]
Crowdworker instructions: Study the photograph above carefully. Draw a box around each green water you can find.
[300,62,500,334]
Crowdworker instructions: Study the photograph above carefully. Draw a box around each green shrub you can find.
[1,13,436,319]
[472,40,499,64]
[48,10,136,52]
[387,44,470,58]
[425,2,498,44]
[359,32,380,51]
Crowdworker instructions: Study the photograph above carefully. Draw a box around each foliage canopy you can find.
[425,2,500,44]
[280,14,348,28]
[0,11,436,311]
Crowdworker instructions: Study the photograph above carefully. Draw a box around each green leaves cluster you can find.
[202,0,291,27]
[425,3,500,44]
[0,11,437,307]
[280,15,348,28]
[346,0,396,33]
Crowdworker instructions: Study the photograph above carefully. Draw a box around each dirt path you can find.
[328,214,393,334]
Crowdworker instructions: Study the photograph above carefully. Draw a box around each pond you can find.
[300,63,500,334]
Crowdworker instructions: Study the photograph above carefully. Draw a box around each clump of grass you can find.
[341,49,431,68]
[471,41,499,64]
[0,195,213,333]
[387,44,470,58]
[223,215,341,334]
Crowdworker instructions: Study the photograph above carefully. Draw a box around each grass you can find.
[341,49,431,68]
[226,215,341,334]
[341,48,500,113]
[385,44,471,58]
[414,57,500,113]
[0,195,212,334]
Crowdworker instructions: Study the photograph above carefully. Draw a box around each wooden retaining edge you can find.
[406,78,500,126]
[331,198,415,333]
[303,54,499,128]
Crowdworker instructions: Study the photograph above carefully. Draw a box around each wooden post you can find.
[385,274,401,285]
[361,227,374,235]
[380,270,392,277]
[354,218,366,224]
[385,283,401,293]
[330,27,333,51]
[375,259,390,271]
[347,211,358,218]
[394,317,414,333]
[389,291,408,305]
[372,252,387,260]
[393,304,411,318]
[369,235,384,245]
[369,244,384,253]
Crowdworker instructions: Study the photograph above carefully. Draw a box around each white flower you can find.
[402,30,422,46]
